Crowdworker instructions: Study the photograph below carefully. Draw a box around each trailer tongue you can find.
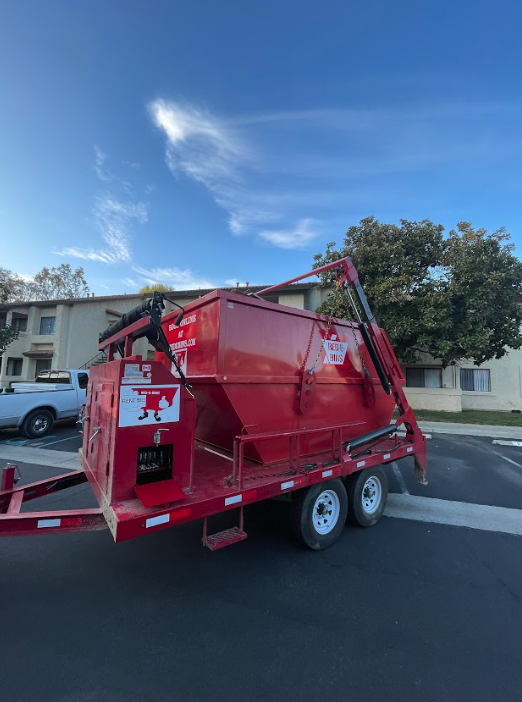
[0,257,427,550]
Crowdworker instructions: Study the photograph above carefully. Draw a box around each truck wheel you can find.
[291,479,348,550]
[346,466,388,527]
[20,409,54,439]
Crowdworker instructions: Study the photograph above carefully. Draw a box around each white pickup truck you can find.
[0,369,89,439]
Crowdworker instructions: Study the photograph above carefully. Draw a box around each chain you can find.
[348,316,369,375]
[309,283,347,374]
[301,322,318,372]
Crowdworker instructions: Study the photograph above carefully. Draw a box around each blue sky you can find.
[1,1,521,294]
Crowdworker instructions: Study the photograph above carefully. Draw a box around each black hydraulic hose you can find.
[345,424,397,452]
[99,299,154,343]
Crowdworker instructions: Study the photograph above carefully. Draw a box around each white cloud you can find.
[132,265,214,290]
[149,97,522,252]
[94,145,113,182]
[258,219,318,250]
[224,278,240,286]
[54,194,148,264]
[121,277,141,289]
[149,99,298,246]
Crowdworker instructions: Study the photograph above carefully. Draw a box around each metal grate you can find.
[204,527,247,551]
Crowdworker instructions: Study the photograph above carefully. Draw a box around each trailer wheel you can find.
[20,409,54,439]
[346,466,388,527]
[291,479,348,550]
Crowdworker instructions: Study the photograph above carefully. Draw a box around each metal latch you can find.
[88,426,101,443]
[153,428,169,446]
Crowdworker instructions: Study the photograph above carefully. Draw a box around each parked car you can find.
[0,369,89,438]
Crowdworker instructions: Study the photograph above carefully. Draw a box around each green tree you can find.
[138,283,172,294]
[28,264,90,300]
[0,268,20,356]
[314,217,522,366]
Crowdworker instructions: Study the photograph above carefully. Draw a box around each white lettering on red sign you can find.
[166,312,198,377]
[322,338,348,365]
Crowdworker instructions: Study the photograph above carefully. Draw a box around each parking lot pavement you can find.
[1,435,522,702]
[387,433,522,509]
[0,420,83,452]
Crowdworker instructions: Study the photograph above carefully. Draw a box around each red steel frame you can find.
[0,257,427,542]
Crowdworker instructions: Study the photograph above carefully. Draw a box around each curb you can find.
[0,445,79,469]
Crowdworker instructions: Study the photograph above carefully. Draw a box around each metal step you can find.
[203,526,248,551]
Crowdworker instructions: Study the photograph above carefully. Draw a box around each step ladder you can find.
[202,507,247,551]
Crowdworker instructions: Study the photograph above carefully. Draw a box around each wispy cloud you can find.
[132,264,214,289]
[149,97,522,249]
[54,194,148,264]
[94,145,114,182]
[149,99,289,245]
[259,219,318,250]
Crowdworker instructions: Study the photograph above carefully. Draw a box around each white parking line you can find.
[385,494,522,536]
[492,440,522,448]
[390,461,410,495]
[490,449,522,470]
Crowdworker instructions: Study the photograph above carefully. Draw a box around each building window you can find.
[406,367,442,388]
[11,317,28,333]
[6,358,23,376]
[39,316,56,335]
[0,312,7,328]
[35,359,52,376]
[460,368,491,392]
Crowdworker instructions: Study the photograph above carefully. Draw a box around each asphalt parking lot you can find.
[0,419,82,451]
[1,429,521,702]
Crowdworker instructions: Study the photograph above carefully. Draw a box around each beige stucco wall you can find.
[403,387,463,412]
[459,352,522,411]
[277,292,305,310]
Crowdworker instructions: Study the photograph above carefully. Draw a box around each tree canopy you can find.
[313,217,522,367]
[0,268,19,355]
[138,283,172,294]
[0,264,91,302]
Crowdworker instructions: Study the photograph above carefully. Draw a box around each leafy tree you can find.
[0,267,24,302]
[0,264,91,302]
[138,283,172,294]
[0,268,20,356]
[314,217,522,367]
[28,264,91,300]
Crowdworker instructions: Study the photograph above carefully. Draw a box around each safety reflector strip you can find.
[146,514,170,528]
[383,453,391,460]
[37,519,61,528]
[322,469,333,478]
[281,481,294,490]
[357,461,366,468]
[407,447,413,453]
[225,494,242,506]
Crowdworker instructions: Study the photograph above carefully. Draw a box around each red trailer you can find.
[0,257,427,550]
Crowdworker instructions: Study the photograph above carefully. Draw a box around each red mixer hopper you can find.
[159,290,397,465]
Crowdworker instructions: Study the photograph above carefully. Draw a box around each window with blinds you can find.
[406,367,442,388]
[460,368,491,392]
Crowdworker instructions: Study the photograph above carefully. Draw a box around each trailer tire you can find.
[20,409,54,439]
[291,479,348,550]
[346,466,388,527]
